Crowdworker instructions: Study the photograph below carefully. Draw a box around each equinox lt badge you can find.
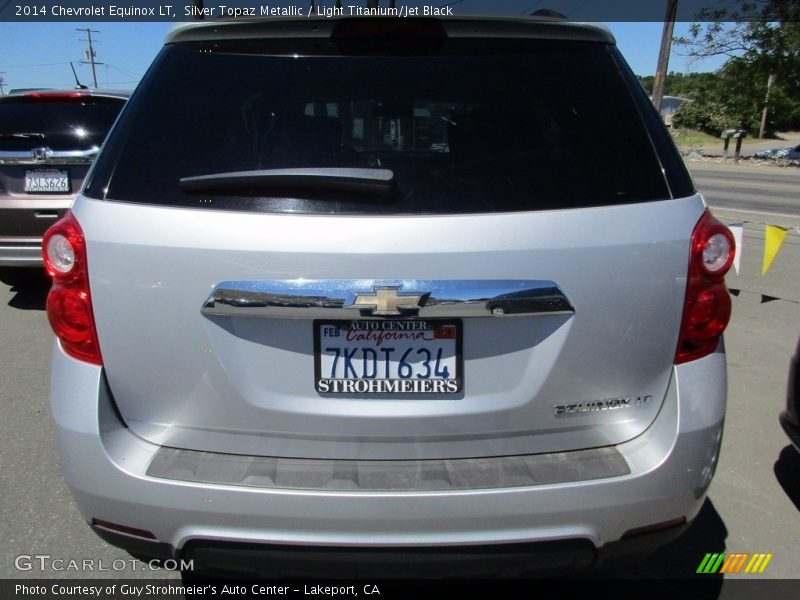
[554,395,653,417]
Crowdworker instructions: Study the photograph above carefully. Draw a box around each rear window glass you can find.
[0,97,125,152]
[86,39,671,214]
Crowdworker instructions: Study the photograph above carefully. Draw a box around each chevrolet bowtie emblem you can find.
[350,287,428,316]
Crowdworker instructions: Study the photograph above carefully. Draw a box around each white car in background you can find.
[754,143,800,160]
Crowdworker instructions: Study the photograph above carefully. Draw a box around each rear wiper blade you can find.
[179,168,396,198]
[0,132,46,140]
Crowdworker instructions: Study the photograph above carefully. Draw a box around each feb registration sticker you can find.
[314,319,463,395]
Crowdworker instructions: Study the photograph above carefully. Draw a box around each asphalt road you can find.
[1,163,798,590]
[689,160,800,217]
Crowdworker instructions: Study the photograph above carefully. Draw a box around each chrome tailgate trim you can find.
[201,279,575,319]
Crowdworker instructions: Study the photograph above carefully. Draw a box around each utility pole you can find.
[0,72,5,95]
[759,73,776,139]
[651,0,678,115]
[77,28,103,89]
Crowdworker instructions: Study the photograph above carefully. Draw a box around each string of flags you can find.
[723,219,798,305]
[728,287,800,306]
[724,221,799,277]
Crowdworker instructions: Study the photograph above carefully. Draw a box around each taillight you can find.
[675,210,735,364]
[42,211,102,365]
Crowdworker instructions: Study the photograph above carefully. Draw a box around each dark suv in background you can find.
[0,89,127,267]
[782,338,800,452]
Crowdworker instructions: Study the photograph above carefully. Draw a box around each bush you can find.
[672,100,736,136]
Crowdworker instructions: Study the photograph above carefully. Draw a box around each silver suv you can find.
[44,17,734,577]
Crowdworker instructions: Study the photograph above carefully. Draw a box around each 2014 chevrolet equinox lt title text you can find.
[43,16,734,577]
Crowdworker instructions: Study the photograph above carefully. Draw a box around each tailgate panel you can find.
[78,194,704,460]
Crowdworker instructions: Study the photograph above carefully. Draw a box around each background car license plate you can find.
[24,169,69,193]
[314,319,463,395]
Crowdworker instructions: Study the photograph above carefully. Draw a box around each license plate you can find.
[24,169,69,193]
[314,319,463,395]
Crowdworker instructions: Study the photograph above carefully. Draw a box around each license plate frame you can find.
[24,169,70,193]
[314,319,463,396]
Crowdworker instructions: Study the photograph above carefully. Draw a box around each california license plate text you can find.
[315,320,461,395]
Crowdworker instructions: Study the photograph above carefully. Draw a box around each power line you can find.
[9,79,79,87]
[103,63,142,78]
[0,62,71,69]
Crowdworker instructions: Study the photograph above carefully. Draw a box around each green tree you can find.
[675,1,800,137]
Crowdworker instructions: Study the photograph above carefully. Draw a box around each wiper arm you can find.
[179,168,396,198]
[0,132,46,140]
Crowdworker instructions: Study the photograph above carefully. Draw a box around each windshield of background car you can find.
[85,37,675,214]
[0,96,125,152]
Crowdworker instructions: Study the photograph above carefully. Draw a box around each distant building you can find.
[657,96,690,127]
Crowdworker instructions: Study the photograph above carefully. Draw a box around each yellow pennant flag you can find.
[761,225,789,276]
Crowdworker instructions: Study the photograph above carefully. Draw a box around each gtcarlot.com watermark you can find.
[14,554,194,572]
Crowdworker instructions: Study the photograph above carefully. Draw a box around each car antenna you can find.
[70,62,89,90]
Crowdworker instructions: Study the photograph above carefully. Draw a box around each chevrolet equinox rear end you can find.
[45,17,732,577]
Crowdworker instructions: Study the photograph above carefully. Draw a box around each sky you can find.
[0,15,729,93]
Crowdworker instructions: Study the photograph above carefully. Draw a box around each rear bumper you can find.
[0,200,70,266]
[0,239,43,266]
[50,342,726,572]
[92,518,688,577]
